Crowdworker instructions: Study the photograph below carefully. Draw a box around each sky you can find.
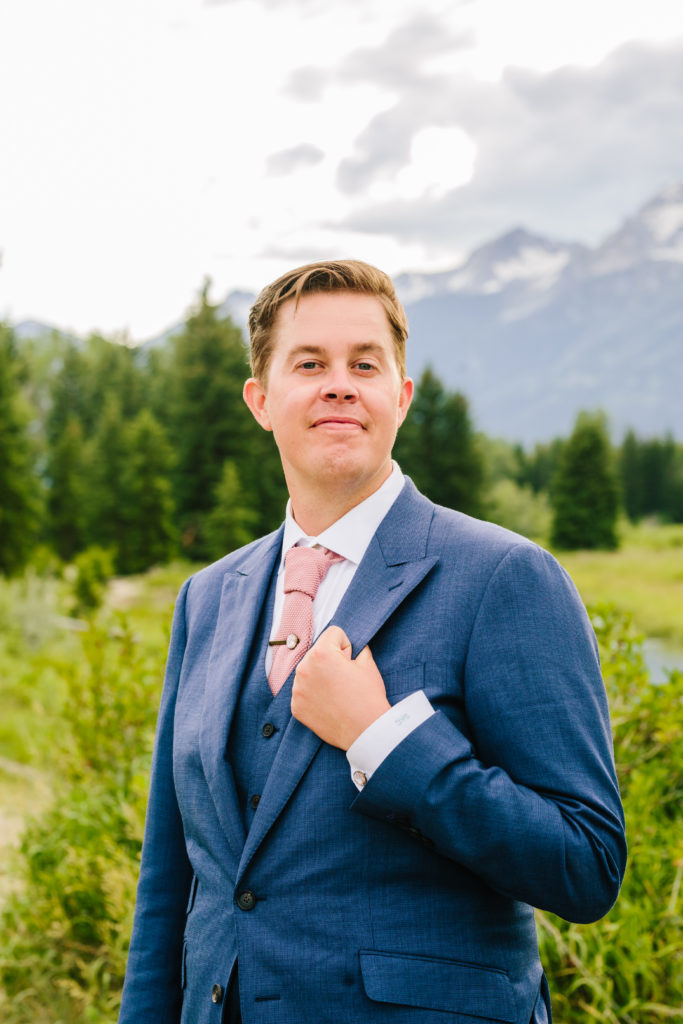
[1,0,683,340]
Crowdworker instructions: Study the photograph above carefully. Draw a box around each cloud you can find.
[266,143,325,176]
[282,11,473,190]
[259,242,339,262]
[285,11,470,102]
[330,39,683,254]
[337,13,472,91]
[204,0,363,8]
[286,66,329,102]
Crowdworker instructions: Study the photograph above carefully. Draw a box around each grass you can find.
[552,521,683,647]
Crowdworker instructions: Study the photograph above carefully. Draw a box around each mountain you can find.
[396,184,683,443]
[14,183,683,444]
[12,319,69,342]
[211,186,683,444]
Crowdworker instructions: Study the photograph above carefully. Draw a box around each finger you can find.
[355,645,375,665]
[318,625,352,653]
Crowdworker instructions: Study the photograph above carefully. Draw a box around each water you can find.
[642,637,683,683]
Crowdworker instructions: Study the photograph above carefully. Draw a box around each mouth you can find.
[311,417,365,430]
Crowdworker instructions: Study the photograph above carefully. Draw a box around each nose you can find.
[320,366,359,402]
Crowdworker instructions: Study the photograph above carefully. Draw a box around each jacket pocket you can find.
[185,873,198,914]
[382,662,425,699]
[359,950,515,1021]
[180,939,188,990]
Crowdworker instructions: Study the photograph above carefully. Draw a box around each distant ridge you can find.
[394,183,683,443]
[15,184,683,444]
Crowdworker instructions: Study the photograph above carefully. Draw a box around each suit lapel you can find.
[332,477,439,655]
[199,529,283,863]
[237,480,439,880]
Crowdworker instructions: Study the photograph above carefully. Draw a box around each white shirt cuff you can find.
[346,690,435,790]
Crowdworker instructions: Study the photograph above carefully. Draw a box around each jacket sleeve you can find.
[118,577,194,1024]
[353,542,627,924]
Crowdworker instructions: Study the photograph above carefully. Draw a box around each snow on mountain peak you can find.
[444,228,576,296]
[393,184,683,309]
[590,183,683,274]
[641,185,683,245]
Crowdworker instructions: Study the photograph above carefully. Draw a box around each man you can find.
[119,260,626,1024]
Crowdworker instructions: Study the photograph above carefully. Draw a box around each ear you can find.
[396,376,414,427]
[243,378,272,431]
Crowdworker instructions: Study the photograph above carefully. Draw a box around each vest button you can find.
[237,890,257,911]
[262,722,276,738]
[249,793,260,810]
[211,983,224,1004]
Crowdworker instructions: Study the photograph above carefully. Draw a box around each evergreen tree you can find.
[664,447,683,523]
[516,439,565,495]
[81,334,146,430]
[238,420,290,537]
[619,429,643,521]
[394,367,484,517]
[550,411,620,550]
[0,324,42,573]
[164,283,254,557]
[640,436,676,518]
[47,416,87,560]
[618,430,683,523]
[204,459,258,561]
[82,395,130,567]
[45,342,90,449]
[118,410,176,573]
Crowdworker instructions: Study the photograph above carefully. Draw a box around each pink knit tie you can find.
[268,546,343,696]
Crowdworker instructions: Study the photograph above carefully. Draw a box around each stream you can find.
[642,637,683,683]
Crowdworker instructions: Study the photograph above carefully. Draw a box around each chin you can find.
[317,451,384,487]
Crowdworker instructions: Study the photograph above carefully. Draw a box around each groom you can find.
[119,259,626,1024]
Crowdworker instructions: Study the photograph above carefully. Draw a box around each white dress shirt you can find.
[268,463,434,790]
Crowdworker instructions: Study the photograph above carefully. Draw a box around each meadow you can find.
[0,524,681,1022]
[560,521,683,648]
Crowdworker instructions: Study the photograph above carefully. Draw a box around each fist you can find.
[291,626,390,750]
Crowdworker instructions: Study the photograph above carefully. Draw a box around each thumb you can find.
[354,644,376,666]
[318,624,352,659]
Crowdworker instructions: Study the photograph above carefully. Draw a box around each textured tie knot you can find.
[283,545,342,599]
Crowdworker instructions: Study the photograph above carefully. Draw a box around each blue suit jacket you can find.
[119,479,626,1024]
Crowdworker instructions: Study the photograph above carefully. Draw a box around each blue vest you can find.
[226,556,294,830]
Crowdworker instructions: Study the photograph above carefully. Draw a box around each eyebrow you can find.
[287,342,387,360]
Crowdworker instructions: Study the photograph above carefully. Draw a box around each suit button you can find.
[211,983,224,1004]
[237,890,257,911]
[250,794,260,810]
[262,722,276,738]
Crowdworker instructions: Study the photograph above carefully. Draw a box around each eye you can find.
[299,360,321,371]
[354,361,376,372]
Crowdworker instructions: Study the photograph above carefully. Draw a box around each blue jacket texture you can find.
[118,478,626,1024]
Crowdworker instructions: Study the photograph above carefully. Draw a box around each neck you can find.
[287,465,392,535]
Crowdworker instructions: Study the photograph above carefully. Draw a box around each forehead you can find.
[271,291,394,354]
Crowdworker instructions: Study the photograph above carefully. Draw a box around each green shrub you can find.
[485,477,551,541]
[537,606,683,1022]
[70,548,115,616]
[0,616,165,1023]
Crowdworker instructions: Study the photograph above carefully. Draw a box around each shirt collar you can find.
[281,462,405,568]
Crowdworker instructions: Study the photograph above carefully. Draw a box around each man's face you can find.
[243,291,413,509]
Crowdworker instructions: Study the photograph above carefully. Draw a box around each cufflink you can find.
[352,770,367,789]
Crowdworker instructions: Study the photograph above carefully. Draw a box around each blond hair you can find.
[248,259,408,382]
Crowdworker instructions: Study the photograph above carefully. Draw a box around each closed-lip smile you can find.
[311,416,364,429]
